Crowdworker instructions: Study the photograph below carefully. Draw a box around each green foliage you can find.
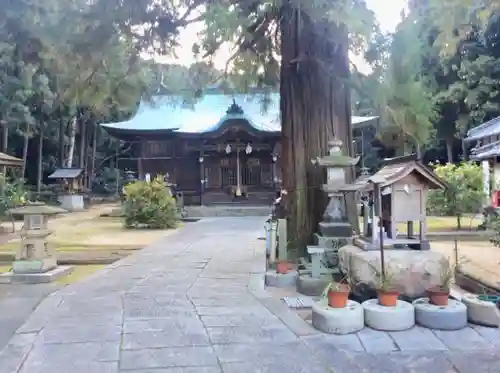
[376,13,436,153]
[488,215,500,247]
[123,176,179,229]
[0,175,28,217]
[427,162,485,226]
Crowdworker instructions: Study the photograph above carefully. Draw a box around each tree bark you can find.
[89,124,98,188]
[59,112,65,168]
[79,116,88,187]
[36,123,44,193]
[21,123,30,179]
[1,124,8,177]
[445,138,453,163]
[280,5,355,250]
[66,116,77,168]
[79,116,87,169]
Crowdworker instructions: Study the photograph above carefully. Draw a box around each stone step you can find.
[185,205,271,217]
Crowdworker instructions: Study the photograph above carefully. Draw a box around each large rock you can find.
[338,244,449,298]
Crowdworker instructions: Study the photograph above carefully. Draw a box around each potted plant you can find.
[322,276,351,308]
[428,264,454,306]
[374,268,399,307]
[275,260,293,274]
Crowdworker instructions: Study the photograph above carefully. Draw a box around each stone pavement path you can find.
[0,217,499,373]
[0,283,58,352]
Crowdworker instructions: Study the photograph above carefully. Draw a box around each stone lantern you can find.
[0,203,73,283]
[296,140,359,296]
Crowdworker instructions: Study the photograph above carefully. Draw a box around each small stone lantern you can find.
[0,203,71,283]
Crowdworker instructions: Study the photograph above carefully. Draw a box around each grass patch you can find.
[358,215,483,233]
[55,265,106,286]
[0,242,141,254]
[0,263,106,284]
[0,265,11,273]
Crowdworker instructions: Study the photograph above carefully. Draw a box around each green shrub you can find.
[489,216,500,247]
[122,176,179,229]
[0,175,28,218]
[427,161,485,229]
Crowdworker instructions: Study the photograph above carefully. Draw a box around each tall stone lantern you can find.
[0,203,73,283]
[296,140,359,296]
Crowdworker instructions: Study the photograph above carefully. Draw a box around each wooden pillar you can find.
[137,141,144,179]
[277,218,287,260]
[271,152,278,188]
[199,149,205,205]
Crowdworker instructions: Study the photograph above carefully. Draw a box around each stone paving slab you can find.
[0,217,499,373]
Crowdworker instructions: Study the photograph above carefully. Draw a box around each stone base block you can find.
[318,222,352,238]
[12,257,57,274]
[413,298,467,330]
[296,275,331,296]
[339,244,450,298]
[363,299,415,331]
[312,298,364,334]
[265,270,297,288]
[58,194,85,211]
[462,294,500,327]
[0,265,74,284]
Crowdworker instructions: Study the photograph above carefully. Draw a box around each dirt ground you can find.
[432,240,500,289]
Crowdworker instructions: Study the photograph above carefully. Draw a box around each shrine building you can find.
[100,91,378,205]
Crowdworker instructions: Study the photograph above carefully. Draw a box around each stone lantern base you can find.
[0,265,74,284]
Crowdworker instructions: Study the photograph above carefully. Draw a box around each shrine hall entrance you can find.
[201,146,276,205]
[220,158,263,187]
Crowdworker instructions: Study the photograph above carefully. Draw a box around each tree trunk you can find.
[280,5,355,250]
[36,123,44,193]
[79,117,88,187]
[79,116,86,169]
[445,138,453,163]
[21,123,30,179]
[66,116,77,168]
[456,215,461,230]
[89,124,98,188]
[59,113,65,168]
[1,124,8,177]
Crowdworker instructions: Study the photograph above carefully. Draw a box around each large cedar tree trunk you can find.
[280,5,356,249]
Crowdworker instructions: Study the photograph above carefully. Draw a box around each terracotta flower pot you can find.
[327,286,350,308]
[276,260,292,274]
[377,290,399,307]
[428,288,450,306]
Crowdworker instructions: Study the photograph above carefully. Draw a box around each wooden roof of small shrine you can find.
[336,155,446,193]
[48,168,84,179]
[0,152,22,167]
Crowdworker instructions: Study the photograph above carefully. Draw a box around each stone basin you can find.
[338,244,450,299]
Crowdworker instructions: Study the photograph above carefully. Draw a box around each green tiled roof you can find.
[100,92,378,134]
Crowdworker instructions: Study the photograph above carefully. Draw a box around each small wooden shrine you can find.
[339,155,446,251]
[48,168,85,211]
[48,168,84,193]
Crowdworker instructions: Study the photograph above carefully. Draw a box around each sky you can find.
[158,0,408,73]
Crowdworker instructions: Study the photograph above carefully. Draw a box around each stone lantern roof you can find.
[8,203,67,216]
